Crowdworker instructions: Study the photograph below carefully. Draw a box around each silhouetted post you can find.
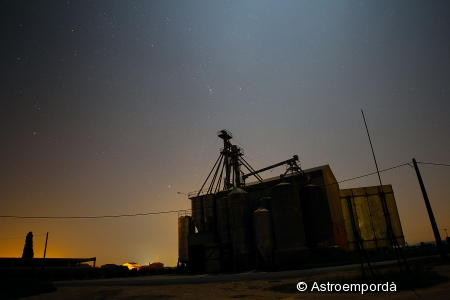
[361,110,407,270]
[412,158,448,259]
[42,232,48,273]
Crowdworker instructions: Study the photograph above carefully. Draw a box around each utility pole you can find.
[42,232,48,273]
[360,110,411,274]
[412,158,448,260]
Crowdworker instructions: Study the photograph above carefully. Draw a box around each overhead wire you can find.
[417,161,450,167]
[0,210,184,219]
[0,160,447,220]
[334,163,411,185]
[0,234,47,241]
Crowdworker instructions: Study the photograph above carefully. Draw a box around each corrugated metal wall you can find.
[340,185,405,251]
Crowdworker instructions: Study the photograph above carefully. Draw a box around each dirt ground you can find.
[27,265,450,300]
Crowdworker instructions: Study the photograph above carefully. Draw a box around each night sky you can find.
[1,1,449,266]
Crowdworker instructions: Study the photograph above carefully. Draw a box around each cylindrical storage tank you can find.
[203,194,216,232]
[178,216,191,262]
[270,182,307,249]
[227,188,254,271]
[216,195,233,272]
[227,188,252,252]
[270,182,309,270]
[253,208,275,268]
[258,197,272,210]
[190,196,204,232]
[216,196,231,243]
[299,184,334,249]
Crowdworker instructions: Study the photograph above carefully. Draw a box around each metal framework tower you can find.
[191,129,305,197]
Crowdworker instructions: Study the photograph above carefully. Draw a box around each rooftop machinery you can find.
[195,129,304,194]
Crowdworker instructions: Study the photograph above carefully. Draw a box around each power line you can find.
[0,234,47,241]
[0,209,187,220]
[0,161,445,220]
[417,161,450,167]
[335,163,411,185]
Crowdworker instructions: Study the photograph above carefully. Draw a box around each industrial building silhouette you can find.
[178,130,404,273]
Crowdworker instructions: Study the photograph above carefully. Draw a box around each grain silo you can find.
[177,215,192,265]
[203,194,216,232]
[253,207,275,269]
[190,195,204,233]
[227,188,254,271]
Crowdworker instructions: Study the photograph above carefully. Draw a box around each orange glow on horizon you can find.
[122,262,140,270]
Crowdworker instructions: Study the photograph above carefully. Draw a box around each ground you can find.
[27,265,450,300]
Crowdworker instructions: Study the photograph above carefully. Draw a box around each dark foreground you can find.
[20,264,450,300]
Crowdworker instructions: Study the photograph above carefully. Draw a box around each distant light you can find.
[123,262,140,270]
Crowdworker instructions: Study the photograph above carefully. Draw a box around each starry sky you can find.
[1,1,449,267]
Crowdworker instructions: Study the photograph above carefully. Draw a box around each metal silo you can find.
[270,182,309,270]
[258,197,272,210]
[227,188,254,271]
[216,196,233,271]
[190,196,204,232]
[253,207,275,268]
[203,194,216,232]
[299,184,334,249]
[216,196,231,243]
[178,216,191,263]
